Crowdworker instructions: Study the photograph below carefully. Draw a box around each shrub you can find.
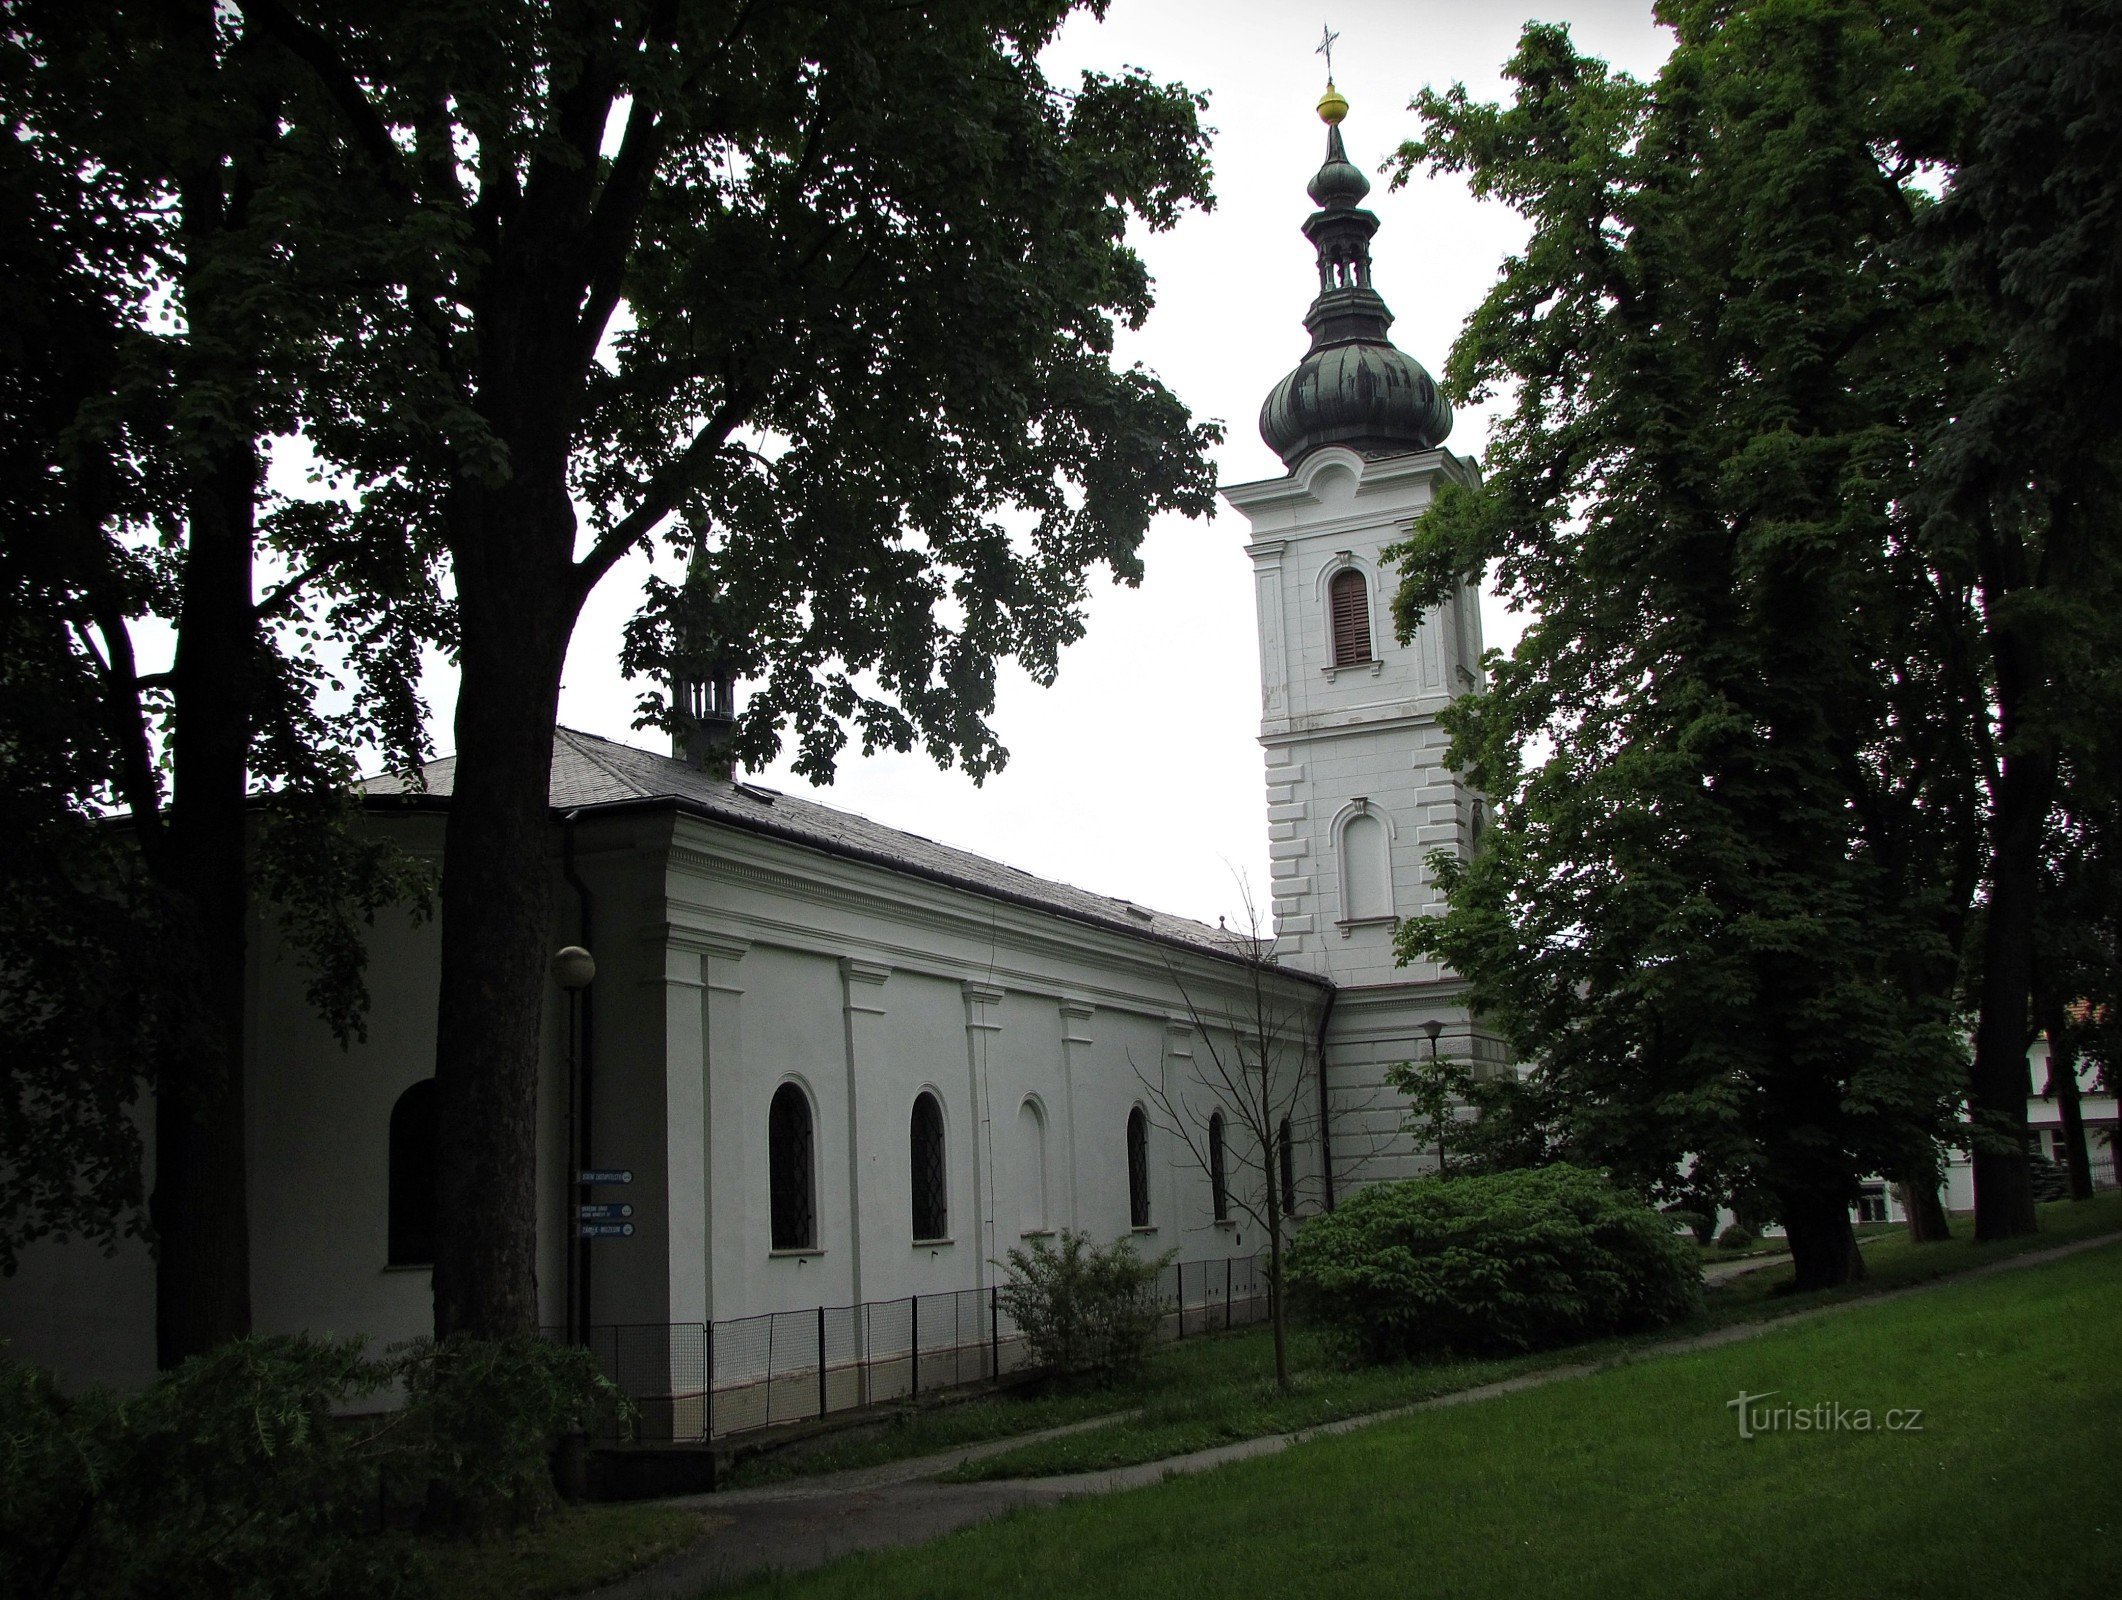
[1663,1207,1715,1245]
[391,1336,629,1534]
[0,1330,628,1598]
[0,1335,421,1600]
[1718,1223,1757,1250]
[997,1230,1171,1386]
[1285,1165,1704,1363]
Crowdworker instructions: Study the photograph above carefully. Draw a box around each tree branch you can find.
[574,378,760,590]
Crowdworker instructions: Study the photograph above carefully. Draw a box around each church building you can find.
[1,90,1496,1407]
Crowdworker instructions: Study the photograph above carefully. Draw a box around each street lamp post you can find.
[552,945,597,1345]
[1422,1019,1446,1174]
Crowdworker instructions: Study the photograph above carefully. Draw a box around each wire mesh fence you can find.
[579,1250,1270,1442]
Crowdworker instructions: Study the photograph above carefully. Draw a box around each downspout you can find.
[562,811,595,1345]
[1312,986,1338,1212]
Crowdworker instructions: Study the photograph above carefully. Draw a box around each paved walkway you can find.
[581,1230,2122,1599]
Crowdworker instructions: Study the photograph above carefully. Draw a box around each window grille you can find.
[769,1083,816,1250]
[1279,1117,1297,1215]
[1127,1107,1151,1228]
[910,1092,948,1241]
[1329,568,1373,666]
[1209,1112,1229,1222]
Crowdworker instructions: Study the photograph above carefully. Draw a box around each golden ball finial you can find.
[1317,80,1349,125]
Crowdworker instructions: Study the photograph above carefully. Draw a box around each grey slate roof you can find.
[364,727,1317,979]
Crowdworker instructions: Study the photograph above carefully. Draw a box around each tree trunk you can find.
[1775,1186,1865,1292]
[430,485,580,1341]
[152,439,260,1368]
[1264,1163,1289,1392]
[2041,1019,2096,1202]
[1969,747,2049,1239]
[1893,1177,1952,1243]
[1968,510,2058,1242]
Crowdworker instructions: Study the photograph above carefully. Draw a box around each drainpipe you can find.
[562,812,596,1345]
[1313,986,1338,1212]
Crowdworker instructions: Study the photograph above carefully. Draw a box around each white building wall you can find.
[1225,445,1504,1195]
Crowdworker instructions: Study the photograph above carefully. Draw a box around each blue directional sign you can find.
[578,1169,633,1186]
[578,1202,634,1221]
[578,1222,635,1240]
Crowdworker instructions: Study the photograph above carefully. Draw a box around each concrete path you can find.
[580,1230,2122,1600]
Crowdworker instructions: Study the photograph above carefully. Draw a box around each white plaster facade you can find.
[1223,444,1506,1187]
[0,735,1330,1393]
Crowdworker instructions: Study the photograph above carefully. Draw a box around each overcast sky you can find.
[512,2,1676,930]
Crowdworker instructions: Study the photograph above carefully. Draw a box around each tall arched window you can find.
[387,1078,437,1267]
[1342,810,1392,922]
[1127,1107,1151,1229]
[1329,568,1372,666]
[1208,1112,1229,1222]
[1278,1117,1297,1215]
[910,1091,948,1242]
[1016,1099,1049,1236]
[769,1082,816,1251]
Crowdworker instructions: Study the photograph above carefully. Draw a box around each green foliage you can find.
[1664,1208,1716,1245]
[391,1337,630,1535]
[0,1335,420,1600]
[1385,5,1994,1280]
[1718,1224,1757,1250]
[0,1332,626,1597]
[1285,1166,1704,1363]
[998,1230,1173,1386]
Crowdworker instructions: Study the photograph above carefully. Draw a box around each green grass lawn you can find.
[718,1237,2122,1600]
[420,1502,709,1600]
[938,1190,2122,1480]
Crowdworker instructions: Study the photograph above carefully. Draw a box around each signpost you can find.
[577,1174,635,1242]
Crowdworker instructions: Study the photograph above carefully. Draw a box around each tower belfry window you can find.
[1330,568,1372,666]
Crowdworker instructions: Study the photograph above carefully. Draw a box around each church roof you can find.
[364,727,1320,981]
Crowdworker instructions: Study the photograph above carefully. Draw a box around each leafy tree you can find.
[1,6,442,1358]
[261,2,1221,1338]
[1918,0,2122,1237]
[1387,4,1983,1290]
[1136,893,1349,1391]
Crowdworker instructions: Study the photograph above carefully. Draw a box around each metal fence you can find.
[581,1250,1270,1442]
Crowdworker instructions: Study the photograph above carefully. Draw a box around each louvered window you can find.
[910,1091,948,1241]
[1127,1107,1151,1228]
[1209,1112,1229,1221]
[769,1082,816,1250]
[1330,568,1372,665]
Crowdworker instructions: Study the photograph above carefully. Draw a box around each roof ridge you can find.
[555,726,656,801]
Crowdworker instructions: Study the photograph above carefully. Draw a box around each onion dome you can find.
[1260,89,1452,470]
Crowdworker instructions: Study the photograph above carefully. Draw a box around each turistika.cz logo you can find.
[1726,1390,1926,1440]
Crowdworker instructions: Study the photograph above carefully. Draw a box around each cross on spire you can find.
[1317,23,1339,81]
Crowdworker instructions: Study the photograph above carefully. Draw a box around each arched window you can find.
[910,1091,948,1242]
[1329,568,1372,666]
[1127,1107,1151,1229]
[1278,1117,1297,1215]
[1016,1099,1049,1236]
[1342,810,1392,922]
[387,1078,437,1267]
[1208,1112,1229,1222]
[769,1082,816,1251]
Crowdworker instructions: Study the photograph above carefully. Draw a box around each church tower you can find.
[1222,81,1499,1187]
